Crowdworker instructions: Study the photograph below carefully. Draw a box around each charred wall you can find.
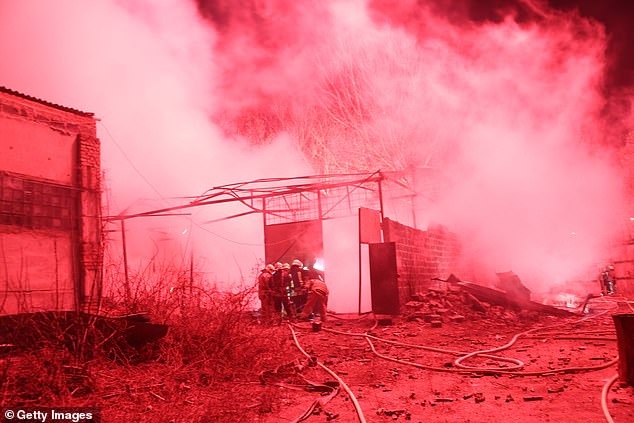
[383,218,460,306]
[0,88,102,314]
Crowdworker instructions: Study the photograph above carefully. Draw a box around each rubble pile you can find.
[404,286,541,327]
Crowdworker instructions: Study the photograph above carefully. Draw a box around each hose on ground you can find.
[601,373,619,423]
[303,303,619,376]
[287,323,367,423]
[321,325,524,371]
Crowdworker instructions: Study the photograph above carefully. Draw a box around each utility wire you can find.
[99,121,264,247]
[98,122,166,202]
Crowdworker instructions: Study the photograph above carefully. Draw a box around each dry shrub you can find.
[1,347,93,407]
[0,258,293,420]
[103,258,288,380]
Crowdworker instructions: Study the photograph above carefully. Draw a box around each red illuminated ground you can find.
[249,298,631,423]
[4,291,632,423]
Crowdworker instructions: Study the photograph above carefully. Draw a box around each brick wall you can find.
[383,218,460,306]
[0,89,102,311]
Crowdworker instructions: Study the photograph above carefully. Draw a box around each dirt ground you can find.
[2,294,633,423]
[251,295,633,423]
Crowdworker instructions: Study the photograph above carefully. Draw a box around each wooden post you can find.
[121,219,131,305]
[190,246,194,295]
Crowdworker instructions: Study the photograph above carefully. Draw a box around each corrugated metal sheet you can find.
[0,86,94,117]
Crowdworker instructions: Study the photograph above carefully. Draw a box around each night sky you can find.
[196,0,634,92]
[470,0,634,91]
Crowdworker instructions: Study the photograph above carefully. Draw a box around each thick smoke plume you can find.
[198,0,631,293]
[0,0,631,301]
[0,0,310,287]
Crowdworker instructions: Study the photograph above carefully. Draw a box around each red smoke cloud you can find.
[0,0,311,288]
[0,0,631,298]
[198,0,631,292]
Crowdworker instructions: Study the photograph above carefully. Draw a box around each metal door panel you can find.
[369,242,399,315]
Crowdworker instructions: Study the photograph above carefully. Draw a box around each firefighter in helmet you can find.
[289,259,308,313]
[271,262,294,320]
[298,266,329,322]
[257,264,275,320]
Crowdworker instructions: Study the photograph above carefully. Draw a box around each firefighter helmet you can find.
[282,263,291,270]
[265,264,275,273]
[291,259,303,267]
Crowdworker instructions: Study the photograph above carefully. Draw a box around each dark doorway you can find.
[369,242,399,315]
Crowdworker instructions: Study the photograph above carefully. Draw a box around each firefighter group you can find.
[257,259,329,323]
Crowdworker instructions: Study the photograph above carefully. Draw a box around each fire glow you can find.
[0,0,631,298]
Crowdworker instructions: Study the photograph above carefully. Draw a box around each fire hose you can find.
[319,317,618,376]
[287,323,367,423]
[259,360,340,423]
[287,297,621,421]
[601,373,619,423]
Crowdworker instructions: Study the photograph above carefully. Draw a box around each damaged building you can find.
[0,87,102,315]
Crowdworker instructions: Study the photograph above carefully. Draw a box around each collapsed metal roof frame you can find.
[106,169,418,226]
[104,169,421,300]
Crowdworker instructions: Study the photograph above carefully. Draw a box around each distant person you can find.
[599,265,616,295]
[606,265,616,294]
[298,271,329,322]
[257,264,275,320]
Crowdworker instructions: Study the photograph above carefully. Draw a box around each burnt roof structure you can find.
[107,170,420,225]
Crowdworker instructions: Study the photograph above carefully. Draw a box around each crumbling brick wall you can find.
[383,218,460,306]
[0,87,102,313]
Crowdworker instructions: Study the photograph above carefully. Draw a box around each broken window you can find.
[0,171,75,230]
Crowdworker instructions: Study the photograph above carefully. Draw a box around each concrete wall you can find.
[613,242,634,297]
[0,89,102,314]
[616,130,634,298]
[383,218,461,306]
[0,227,74,313]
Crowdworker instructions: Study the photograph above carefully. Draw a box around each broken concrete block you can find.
[425,314,442,322]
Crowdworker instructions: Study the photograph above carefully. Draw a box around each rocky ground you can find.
[2,288,633,423]
[255,290,633,423]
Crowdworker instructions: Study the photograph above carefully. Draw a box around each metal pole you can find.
[262,198,268,263]
[358,210,362,315]
[411,195,417,229]
[120,219,131,304]
[190,246,194,295]
[410,166,417,229]
[377,174,385,242]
